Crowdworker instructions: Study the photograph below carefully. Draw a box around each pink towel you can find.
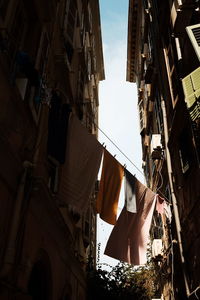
[104,179,156,265]
[59,114,103,212]
[156,195,165,215]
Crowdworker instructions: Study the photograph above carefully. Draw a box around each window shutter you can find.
[182,74,193,98]
[182,67,200,120]
[186,93,196,109]
[64,0,77,45]
[190,66,200,91]
[186,24,200,61]
[138,100,145,133]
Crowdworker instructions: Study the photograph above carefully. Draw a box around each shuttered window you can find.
[64,0,77,45]
[182,67,200,121]
[186,24,200,61]
[138,100,146,133]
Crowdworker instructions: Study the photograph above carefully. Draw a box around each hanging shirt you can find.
[125,169,137,213]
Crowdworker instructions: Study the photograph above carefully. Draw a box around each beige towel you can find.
[104,179,156,265]
[96,149,124,225]
[59,114,103,212]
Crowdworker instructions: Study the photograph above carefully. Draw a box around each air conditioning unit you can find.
[152,239,163,259]
[150,134,162,159]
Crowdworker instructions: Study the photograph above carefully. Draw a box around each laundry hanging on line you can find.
[96,149,124,225]
[104,178,157,265]
[53,112,170,266]
[156,194,172,222]
[59,113,103,212]
[124,169,137,213]
[156,195,165,215]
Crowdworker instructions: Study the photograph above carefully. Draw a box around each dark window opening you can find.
[64,40,74,63]
[191,119,200,163]
[179,130,194,174]
[47,92,71,163]
[0,0,8,19]
[48,160,59,194]
[28,261,50,300]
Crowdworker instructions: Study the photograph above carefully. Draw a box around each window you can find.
[47,93,71,164]
[138,99,146,134]
[48,160,59,194]
[182,67,200,121]
[179,130,193,174]
[10,8,26,66]
[76,67,85,119]
[186,23,200,62]
[154,90,163,133]
[63,0,77,63]
[164,45,178,106]
[0,0,8,19]
[28,258,51,300]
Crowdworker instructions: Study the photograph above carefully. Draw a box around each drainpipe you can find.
[161,98,190,297]
[0,161,33,279]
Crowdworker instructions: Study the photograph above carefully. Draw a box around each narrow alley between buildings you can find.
[0,0,200,299]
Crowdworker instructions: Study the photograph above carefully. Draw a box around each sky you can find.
[97,0,143,269]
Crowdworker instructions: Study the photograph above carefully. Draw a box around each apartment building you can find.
[127,0,200,299]
[0,0,104,299]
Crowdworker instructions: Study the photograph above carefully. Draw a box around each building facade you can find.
[0,0,104,299]
[127,0,200,299]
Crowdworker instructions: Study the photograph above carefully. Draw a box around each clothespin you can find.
[114,154,116,158]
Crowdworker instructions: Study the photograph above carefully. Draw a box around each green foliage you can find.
[87,261,159,300]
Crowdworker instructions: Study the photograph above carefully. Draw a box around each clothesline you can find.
[87,113,171,204]
[87,113,144,177]
[58,113,171,266]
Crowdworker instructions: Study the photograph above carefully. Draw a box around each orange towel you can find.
[59,114,103,212]
[96,149,124,225]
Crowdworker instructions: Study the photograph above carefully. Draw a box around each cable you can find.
[88,114,144,177]
[156,166,164,192]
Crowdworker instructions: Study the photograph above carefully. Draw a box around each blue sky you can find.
[100,0,129,46]
[98,0,142,177]
[97,0,143,268]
